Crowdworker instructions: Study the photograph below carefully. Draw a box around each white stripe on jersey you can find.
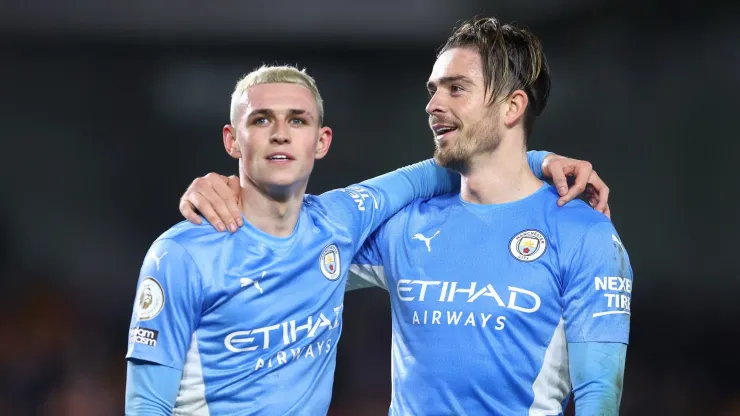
[174,332,210,416]
[347,264,389,291]
[529,318,571,416]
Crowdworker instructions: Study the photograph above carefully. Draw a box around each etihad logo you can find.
[224,303,344,353]
[396,279,541,313]
[225,303,345,372]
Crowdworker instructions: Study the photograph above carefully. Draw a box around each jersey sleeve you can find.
[347,229,388,292]
[126,238,203,370]
[319,158,457,253]
[125,360,183,415]
[568,342,627,415]
[561,221,633,344]
[526,150,551,179]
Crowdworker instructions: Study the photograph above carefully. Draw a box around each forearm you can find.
[568,342,627,415]
[125,359,183,415]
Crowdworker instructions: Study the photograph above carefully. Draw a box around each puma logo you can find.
[148,251,168,271]
[240,271,266,294]
[412,231,440,252]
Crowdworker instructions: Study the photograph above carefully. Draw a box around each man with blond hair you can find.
[124,65,467,415]
[177,16,628,416]
[128,57,607,413]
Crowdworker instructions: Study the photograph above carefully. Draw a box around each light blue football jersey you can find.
[349,183,634,416]
[125,160,457,415]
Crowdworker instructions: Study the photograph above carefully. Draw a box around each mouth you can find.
[432,124,458,136]
[266,152,295,163]
[432,124,458,141]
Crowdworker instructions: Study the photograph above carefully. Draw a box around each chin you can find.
[433,143,456,165]
[264,167,312,191]
[434,146,473,172]
[266,174,301,188]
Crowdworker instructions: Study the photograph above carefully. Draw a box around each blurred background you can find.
[0,0,738,414]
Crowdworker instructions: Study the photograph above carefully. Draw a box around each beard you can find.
[433,112,501,173]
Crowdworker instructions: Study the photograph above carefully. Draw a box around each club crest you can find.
[319,244,341,281]
[509,230,547,262]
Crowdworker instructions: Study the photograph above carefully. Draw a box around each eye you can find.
[252,117,269,125]
[451,85,464,94]
[289,118,306,125]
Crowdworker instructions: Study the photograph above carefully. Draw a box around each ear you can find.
[503,90,529,128]
[223,124,241,159]
[314,126,333,160]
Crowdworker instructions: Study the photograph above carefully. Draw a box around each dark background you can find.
[0,0,738,414]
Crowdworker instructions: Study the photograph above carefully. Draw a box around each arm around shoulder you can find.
[319,159,459,250]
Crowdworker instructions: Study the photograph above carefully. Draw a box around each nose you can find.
[270,120,291,145]
[425,91,446,116]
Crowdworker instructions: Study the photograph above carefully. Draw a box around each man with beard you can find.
[177,17,628,415]
[349,18,632,415]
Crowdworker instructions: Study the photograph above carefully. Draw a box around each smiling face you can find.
[426,47,502,171]
[427,17,552,171]
[225,82,332,193]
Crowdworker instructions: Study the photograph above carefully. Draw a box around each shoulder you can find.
[156,218,223,244]
[300,194,346,232]
[304,190,384,232]
[150,219,232,262]
[142,220,248,291]
[537,186,623,258]
[397,192,459,218]
[307,185,380,216]
[540,185,612,234]
[302,193,331,217]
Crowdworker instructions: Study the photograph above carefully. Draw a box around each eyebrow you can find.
[248,108,314,120]
[426,75,475,90]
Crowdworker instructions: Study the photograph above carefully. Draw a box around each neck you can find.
[239,175,307,238]
[458,136,543,205]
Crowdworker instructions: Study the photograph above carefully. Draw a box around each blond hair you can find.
[229,65,324,125]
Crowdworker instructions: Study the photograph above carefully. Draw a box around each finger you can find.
[227,175,240,195]
[191,191,227,232]
[184,180,229,231]
[196,194,226,231]
[562,163,591,203]
[595,186,609,213]
[194,174,239,231]
[227,176,243,227]
[548,162,569,200]
[579,187,595,207]
[588,171,610,212]
[195,187,237,232]
[589,194,599,209]
[212,178,242,231]
[558,169,586,206]
[179,200,202,225]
